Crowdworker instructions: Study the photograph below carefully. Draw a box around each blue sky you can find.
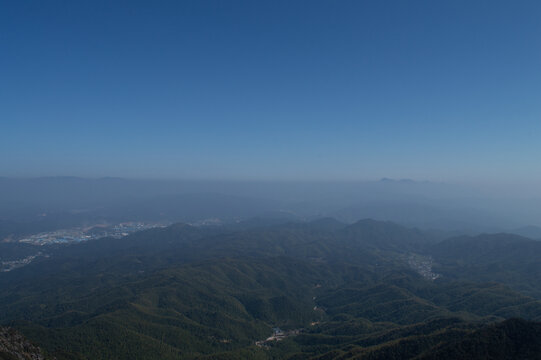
[1,0,540,182]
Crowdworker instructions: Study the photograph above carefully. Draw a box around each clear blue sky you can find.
[1,0,540,182]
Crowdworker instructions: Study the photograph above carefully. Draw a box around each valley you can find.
[2,218,541,359]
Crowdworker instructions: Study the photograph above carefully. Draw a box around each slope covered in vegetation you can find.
[2,219,541,359]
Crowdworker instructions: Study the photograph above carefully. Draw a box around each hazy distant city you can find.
[18,222,166,246]
[1,222,168,272]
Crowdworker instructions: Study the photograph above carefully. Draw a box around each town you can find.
[1,252,47,272]
[18,222,166,246]
[407,253,441,281]
[255,327,302,348]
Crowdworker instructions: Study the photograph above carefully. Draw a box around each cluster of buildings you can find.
[255,327,302,348]
[18,222,164,246]
[407,254,441,280]
[1,223,168,273]
[1,252,46,272]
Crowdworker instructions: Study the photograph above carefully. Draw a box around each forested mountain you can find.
[432,233,541,298]
[2,219,541,359]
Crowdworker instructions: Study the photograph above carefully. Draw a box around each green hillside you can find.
[2,219,541,359]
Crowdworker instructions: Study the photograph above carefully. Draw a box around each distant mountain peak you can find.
[379,178,417,183]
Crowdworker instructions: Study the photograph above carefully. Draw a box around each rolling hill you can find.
[2,219,541,359]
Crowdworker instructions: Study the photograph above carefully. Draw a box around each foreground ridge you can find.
[0,327,47,360]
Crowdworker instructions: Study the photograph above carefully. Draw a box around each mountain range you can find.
[2,218,541,358]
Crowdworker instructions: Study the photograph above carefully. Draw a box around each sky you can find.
[1,0,540,182]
